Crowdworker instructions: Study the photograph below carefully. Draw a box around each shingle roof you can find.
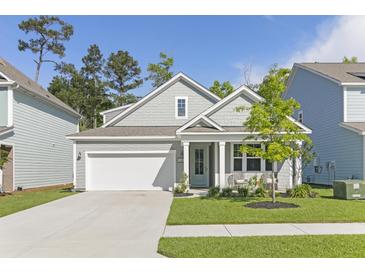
[0,126,13,135]
[68,126,179,137]
[341,122,365,132]
[0,57,80,117]
[297,63,365,83]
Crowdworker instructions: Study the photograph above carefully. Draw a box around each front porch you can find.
[181,140,300,191]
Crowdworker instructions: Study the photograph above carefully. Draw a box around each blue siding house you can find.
[286,63,365,185]
[0,58,80,192]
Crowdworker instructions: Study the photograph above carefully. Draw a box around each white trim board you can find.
[102,72,221,127]
[0,127,14,137]
[99,103,133,115]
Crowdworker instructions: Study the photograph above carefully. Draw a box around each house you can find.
[67,72,310,191]
[286,63,365,185]
[0,58,80,192]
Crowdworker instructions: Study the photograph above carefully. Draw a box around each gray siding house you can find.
[68,72,310,191]
[286,63,365,185]
[0,58,80,192]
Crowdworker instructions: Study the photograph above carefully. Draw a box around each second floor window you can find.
[176,97,187,118]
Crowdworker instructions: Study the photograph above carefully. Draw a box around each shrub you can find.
[290,184,312,198]
[237,186,249,197]
[208,186,220,197]
[254,186,267,197]
[221,187,233,197]
[174,173,189,194]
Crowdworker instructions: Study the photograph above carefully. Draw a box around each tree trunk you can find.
[271,166,276,203]
[35,61,41,83]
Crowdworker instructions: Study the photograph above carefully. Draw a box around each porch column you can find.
[183,142,190,180]
[214,142,219,186]
[219,141,226,188]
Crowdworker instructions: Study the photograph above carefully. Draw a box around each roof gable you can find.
[177,85,262,132]
[0,57,80,117]
[291,63,365,86]
[103,72,220,127]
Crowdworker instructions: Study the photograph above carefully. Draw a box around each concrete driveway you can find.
[0,191,172,257]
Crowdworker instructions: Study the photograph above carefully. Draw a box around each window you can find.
[298,110,303,123]
[195,149,204,175]
[265,160,273,171]
[176,97,188,118]
[246,144,261,171]
[233,144,243,171]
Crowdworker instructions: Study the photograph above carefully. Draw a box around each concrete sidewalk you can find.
[163,223,365,237]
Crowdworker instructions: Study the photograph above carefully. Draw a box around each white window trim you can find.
[7,88,13,127]
[246,144,262,172]
[343,86,347,122]
[175,96,188,119]
[231,142,275,173]
[298,110,303,124]
[232,143,244,172]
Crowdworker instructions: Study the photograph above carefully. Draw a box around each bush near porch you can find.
[167,185,365,225]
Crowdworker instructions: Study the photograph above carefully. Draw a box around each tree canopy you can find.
[209,80,234,98]
[342,56,358,64]
[104,50,143,106]
[147,52,174,87]
[18,16,74,82]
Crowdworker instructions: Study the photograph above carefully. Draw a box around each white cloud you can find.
[286,16,365,66]
[233,16,365,86]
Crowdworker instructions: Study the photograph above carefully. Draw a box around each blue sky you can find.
[0,15,347,96]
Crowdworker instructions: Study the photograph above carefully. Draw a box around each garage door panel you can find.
[86,152,175,191]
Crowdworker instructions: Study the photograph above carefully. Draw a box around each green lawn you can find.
[167,186,365,224]
[0,186,77,217]
[158,235,365,258]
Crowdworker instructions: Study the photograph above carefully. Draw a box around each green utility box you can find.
[333,180,365,200]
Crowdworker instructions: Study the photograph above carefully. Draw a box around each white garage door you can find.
[86,151,176,191]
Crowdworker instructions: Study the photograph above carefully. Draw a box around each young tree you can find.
[342,56,358,64]
[104,50,143,106]
[146,52,174,87]
[18,16,74,82]
[0,145,9,169]
[209,80,234,98]
[237,65,312,203]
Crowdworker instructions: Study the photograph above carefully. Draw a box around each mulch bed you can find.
[245,201,299,209]
[174,193,194,197]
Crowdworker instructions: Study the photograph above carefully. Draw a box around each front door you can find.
[190,144,209,187]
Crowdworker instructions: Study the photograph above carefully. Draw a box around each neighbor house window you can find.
[298,110,303,123]
[246,144,261,171]
[176,97,188,118]
[233,144,243,171]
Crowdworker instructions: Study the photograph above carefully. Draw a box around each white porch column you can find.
[214,142,219,186]
[219,141,226,188]
[183,142,190,180]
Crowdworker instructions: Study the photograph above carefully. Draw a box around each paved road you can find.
[0,191,172,257]
[164,223,365,237]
